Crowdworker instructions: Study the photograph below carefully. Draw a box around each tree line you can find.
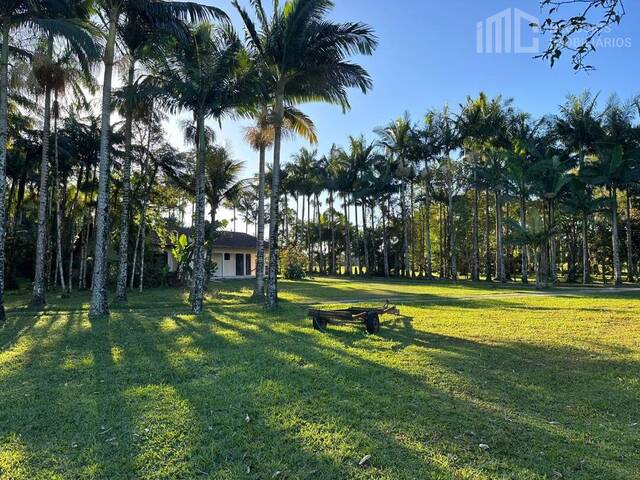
[1,0,377,321]
[277,91,640,290]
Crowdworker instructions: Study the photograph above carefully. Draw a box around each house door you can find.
[245,254,251,275]
[235,254,244,276]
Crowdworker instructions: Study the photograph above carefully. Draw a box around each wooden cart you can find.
[307,301,400,334]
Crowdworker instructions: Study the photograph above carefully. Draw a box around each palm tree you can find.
[142,21,246,314]
[291,147,318,272]
[506,138,534,283]
[31,33,97,306]
[205,146,245,251]
[555,91,604,284]
[480,147,512,282]
[508,210,557,289]
[325,145,343,275]
[244,106,316,296]
[245,101,318,298]
[530,151,572,283]
[233,0,377,309]
[0,0,100,320]
[415,115,442,279]
[13,1,98,307]
[347,135,378,275]
[585,144,638,286]
[457,93,515,281]
[376,113,414,276]
[89,0,227,317]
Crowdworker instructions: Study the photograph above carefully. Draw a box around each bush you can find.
[280,247,307,280]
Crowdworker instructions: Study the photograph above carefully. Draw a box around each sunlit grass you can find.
[0,278,639,479]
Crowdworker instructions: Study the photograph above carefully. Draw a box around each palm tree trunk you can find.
[520,195,528,284]
[410,182,415,277]
[343,197,351,276]
[115,62,136,302]
[53,95,66,293]
[626,187,635,282]
[611,186,622,285]
[32,36,54,307]
[306,195,311,272]
[582,212,591,284]
[361,202,369,274]
[370,204,377,274]
[383,200,389,278]
[424,178,433,279]
[495,191,505,282]
[448,188,457,281]
[130,220,141,289]
[484,189,492,281]
[209,205,217,260]
[254,144,266,296]
[90,16,118,318]
[471,166,479,280]
[191,111,207,314]
[401,185,409,277]
[0,22,10,322]
[330,190,336,275]
[439,203,444,278]
[549,200,558,283]
[316,193,324,274]
[266,89,285,309]
[138,219,146,293]
[354,197,360,275]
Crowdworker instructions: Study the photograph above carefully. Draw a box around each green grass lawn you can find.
[1,278,639,479]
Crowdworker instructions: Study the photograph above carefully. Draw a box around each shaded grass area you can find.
[1,278,639,479]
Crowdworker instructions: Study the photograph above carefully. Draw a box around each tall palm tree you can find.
[555,91,603,284]
[508,209,557,289]
[89,0,227,317]
[244,106,316,296]
[457,93,515,281]
[8,1,98,308]
[347,134,377,275]
[144,21,247,314]
[204,145,245,253]
[530,151,572,283]
[585,143,639,286]
[233,0,377,309]
[0,0,100,320]
[376,113,414,277]
[291,147,318,272]
[30,22,97,307]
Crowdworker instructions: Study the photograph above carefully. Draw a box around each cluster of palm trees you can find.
[271,92,640,289]
[1,0,377,320]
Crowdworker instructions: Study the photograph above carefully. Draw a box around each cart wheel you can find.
[312,315,327,331]
[365,312,380,334]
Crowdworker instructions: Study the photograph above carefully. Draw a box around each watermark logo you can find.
[477,8,632,55]
[477,8,540,54]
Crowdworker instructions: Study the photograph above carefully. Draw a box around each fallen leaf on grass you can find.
[359,454,371,467]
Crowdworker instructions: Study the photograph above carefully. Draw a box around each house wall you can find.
[212,248,268,279]
[166,247,269,280]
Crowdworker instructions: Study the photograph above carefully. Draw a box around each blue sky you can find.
[169,0,640,229]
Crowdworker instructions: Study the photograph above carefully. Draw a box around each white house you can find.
[167,231,269,280]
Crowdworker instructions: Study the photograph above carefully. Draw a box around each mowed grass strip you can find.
[0,279,639,479]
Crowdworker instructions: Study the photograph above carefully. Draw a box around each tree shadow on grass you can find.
[1,301,639,479]
[163,306,639,479]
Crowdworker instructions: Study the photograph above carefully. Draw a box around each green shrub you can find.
[280,247,307,280]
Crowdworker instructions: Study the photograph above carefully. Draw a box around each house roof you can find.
[212,231,269,250]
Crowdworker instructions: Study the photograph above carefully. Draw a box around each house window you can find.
[224,253,230,261]
[245,254,251,275]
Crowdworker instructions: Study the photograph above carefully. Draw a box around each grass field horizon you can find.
[1,278,638,479]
